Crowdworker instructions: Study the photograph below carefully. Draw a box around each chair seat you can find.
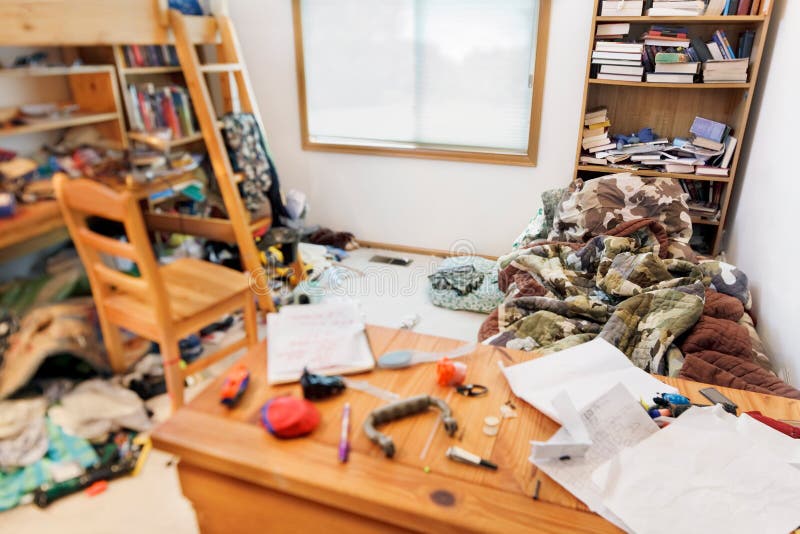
[104,259,251,334]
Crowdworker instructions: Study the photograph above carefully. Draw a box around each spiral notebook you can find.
[266,299,375,384]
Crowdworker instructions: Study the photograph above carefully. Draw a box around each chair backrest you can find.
[53,173,172,326]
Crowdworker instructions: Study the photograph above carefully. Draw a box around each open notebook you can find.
[266,299,375,384]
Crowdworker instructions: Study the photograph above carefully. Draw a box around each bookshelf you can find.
[573,1,775,255]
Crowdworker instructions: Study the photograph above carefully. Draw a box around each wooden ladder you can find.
[169,9,303,313]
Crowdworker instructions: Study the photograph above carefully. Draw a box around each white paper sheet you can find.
[266,299,374,384]
[530,384,660,532]
[501,337,676,424]
[592,406,800,534]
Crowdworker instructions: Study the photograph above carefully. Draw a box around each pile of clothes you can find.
[0,379,153,511]
[477,173,800,400]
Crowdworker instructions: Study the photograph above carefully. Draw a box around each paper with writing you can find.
[266,299,374,384]
[501,337,676,424]
[592,405,800,534]
[530,383,659,532]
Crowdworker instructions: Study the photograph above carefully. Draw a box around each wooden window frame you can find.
[291,0,550,167]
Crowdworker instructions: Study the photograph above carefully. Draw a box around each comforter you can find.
[479,219,800,399]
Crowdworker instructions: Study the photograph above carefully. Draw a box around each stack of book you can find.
[600,1,643,16]
[648,52,700,83]
[579,108,617,166]
[592,24,644,82]
[646,0,706,16]
[123,45,180,68]
[689,116,737,176]
[642,26,698,83]
[702,58,749,83]
[578,112,738,177]
[682,180,723,221]
[593,43,645,81]
[596,23,631,40]
[127,83,198,140]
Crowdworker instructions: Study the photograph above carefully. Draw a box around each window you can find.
[292,0,550,166]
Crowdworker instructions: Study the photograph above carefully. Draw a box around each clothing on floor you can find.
[47,379,152,441]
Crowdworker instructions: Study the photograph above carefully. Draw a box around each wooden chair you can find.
[54,173,258,411]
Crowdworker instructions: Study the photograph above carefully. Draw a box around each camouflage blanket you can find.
[481,222,755,377]
[549,173,697,261]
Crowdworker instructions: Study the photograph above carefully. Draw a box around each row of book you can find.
[579,110,738,178]
[122,45,180,68]
[126,83,199,140]
[682,180,723,220]
[600,0,769,16]
[592,24,753,83]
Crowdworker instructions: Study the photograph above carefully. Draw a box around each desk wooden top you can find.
[151,326,800,534]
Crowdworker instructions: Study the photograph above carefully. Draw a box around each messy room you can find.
[1,0,798,533]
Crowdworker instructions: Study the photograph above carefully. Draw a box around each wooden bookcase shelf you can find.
[576,165,731,182]
[0,112,120,137]
[573,1,775,255]
[595,15,766,23]
[588,79,751,89]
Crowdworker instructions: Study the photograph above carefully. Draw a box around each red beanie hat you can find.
[260,396,320,438]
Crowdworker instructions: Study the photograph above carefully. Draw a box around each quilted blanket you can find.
[480,220,800,399]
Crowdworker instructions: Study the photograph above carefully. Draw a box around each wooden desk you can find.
[151,326,800,534]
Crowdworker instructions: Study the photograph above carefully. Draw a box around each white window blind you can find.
[300,0,540,154]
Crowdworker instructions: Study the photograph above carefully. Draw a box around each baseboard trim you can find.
[358,240,498,261]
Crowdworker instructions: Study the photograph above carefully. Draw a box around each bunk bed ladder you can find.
[169,10,303,313]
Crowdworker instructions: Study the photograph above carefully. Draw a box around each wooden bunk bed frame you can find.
[0,0,297,312]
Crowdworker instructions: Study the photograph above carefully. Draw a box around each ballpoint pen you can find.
[339,402,351,463]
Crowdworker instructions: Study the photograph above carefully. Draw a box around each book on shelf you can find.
[595,42,645,54]
[654,52,690,63]
[681,180,723,220]
[665,163,696,173]
[712,30,737,59]
[706,41,725,60]
[600,64,645,76]
[719,136,738,169]
[738,30,755,58]
[123,45,180,68]
[692,136,725,151]
[646,72,696,83]
[580,156,608,166]
[592,51,643,61]
[596,23,631,38]
[646,1,706,17]
[592,58,644,67]
[599,72,645,82]
[655,62,700,74]
[705,0,727,15]
[127,83,198,140]
[600,0,643,16]
[589,142,618,153]
[695,166,730,176]
[690,116,727,142]
[585,107,609,124]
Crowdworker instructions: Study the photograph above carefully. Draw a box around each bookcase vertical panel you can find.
[573,2,774,256]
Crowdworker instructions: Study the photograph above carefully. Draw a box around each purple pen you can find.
[338,402,351,463]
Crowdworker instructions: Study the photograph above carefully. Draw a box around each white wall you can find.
[230,0,592,257]
[725,0,800,385]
